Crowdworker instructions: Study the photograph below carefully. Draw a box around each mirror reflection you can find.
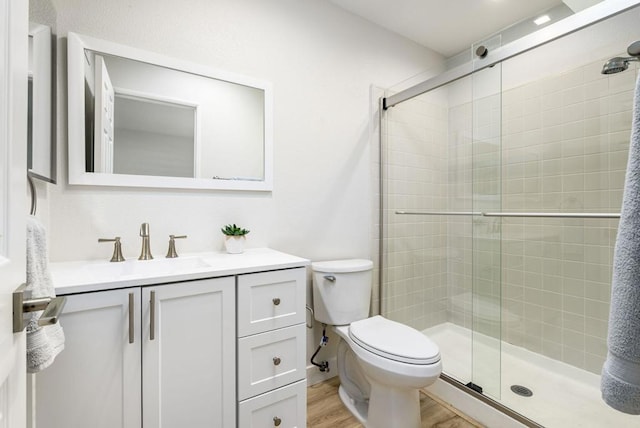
[84,50,265,181]
[111,93,196,177]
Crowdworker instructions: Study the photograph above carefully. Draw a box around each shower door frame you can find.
[383,0,640,111]
[378,0,640,426]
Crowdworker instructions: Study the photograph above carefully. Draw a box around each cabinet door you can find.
[35,288,142,428]
[142,277,235,428]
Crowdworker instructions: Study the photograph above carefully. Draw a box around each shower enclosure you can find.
[379,2,640,427]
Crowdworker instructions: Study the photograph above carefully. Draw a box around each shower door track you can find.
[383,0,640,110]
[438,374,544,428]
[395,211,621,218]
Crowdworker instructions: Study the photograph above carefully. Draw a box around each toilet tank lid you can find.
[312,259,373,273]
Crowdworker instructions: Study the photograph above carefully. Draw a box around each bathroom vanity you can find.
[35,248,309,428]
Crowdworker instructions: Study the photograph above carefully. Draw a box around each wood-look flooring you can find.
[307,377,483,428]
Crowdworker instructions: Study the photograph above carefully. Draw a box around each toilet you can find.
[312,259,442,428]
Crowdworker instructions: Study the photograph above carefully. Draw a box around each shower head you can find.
[601,57,637,74]
[602,40,640,74]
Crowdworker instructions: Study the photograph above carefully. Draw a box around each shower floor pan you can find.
[423,323,638,428]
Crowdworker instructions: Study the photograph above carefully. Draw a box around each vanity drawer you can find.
[238,379,306,428]
[238,324,306,400]
[237,268,305,337]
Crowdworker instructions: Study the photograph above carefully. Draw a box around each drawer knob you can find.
[272,297,281,306]
[273,416,282,426]
[273,357,281,366]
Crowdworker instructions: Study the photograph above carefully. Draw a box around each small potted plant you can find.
[221,224,250,254]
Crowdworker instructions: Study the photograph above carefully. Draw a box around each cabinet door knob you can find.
[273,357,281,366]
[272,297,281,306]
[273,416,282,426]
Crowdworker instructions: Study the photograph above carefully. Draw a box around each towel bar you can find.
[395,210,482,216]
[13,283,67,333]
[482,212,621,218]
[395,210,621,218]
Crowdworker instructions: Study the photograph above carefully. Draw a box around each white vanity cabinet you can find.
[39,249,310,428]
[35,276,236,428]
[237,268,307,428]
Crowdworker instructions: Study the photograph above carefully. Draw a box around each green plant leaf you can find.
[221,223,250,236]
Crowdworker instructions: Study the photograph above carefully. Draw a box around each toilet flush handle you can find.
[324,275,336,282]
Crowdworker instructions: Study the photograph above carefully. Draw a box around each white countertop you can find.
[51,248,310,295]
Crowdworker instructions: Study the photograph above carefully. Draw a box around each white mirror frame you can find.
[67,32,273,191]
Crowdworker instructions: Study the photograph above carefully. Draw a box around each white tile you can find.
[584,116,609,136]
[583,78,609,101]
[562,103,584,123]
[609,111,632,133]
[583,97,609,119]
[608,71,636,94]
[561,139,584,158]
[562,121,585,140]
[562,86,586,106]
[542,92,563,110]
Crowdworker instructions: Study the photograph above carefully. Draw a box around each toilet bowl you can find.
[312,259,442,428]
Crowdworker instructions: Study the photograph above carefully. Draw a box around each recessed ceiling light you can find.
[534,15,551,26]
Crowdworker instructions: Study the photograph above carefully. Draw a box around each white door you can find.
[94,55,114,173]
[142,278,236,428]
[0,0,28,427]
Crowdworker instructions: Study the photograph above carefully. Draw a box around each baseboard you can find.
[306,356,338,386]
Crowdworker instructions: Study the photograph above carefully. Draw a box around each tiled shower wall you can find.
[498,57,636,374]
[382,95,449,331]
[382,55,637,375]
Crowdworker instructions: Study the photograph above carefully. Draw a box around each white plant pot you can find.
[224,235,246,254]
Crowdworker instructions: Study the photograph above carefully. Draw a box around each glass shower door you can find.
[470,37,502,400]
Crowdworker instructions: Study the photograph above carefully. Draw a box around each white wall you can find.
[48,0,442,261]
[45,0,443,379]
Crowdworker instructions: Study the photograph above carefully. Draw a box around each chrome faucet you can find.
[139,223,153,260]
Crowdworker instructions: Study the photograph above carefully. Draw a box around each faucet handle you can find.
[98,237,125,262]
[166,235,187,258]
[140,222,150,236]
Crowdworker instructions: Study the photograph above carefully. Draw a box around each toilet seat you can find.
[348,316,440,365]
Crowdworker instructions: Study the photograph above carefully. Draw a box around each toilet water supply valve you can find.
[310,324,330,372]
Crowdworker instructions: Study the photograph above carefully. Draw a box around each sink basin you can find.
[86,256,212,280]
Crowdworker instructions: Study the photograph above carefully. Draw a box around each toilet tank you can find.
[311,259,373,325]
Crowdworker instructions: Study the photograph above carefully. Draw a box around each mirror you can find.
[28,18,56,182]
[68,32,273,191]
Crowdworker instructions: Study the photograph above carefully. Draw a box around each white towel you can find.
[26,215,64,373]
[601,73,640,414]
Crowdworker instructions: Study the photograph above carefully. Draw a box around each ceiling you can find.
[328,0,601,57]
